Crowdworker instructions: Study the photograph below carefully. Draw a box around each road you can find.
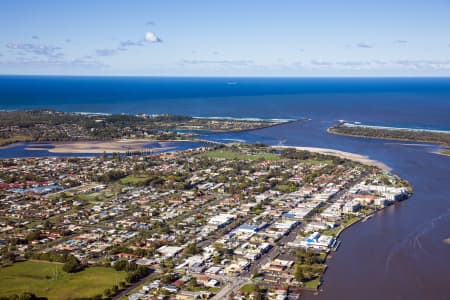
[211,277,250,300]
[112,271,157,300]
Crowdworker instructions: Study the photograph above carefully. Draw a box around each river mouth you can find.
[202,119,450,300]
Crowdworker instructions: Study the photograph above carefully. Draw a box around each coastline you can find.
[327,127,450,156]
[274,145,391,171]
[339,122,450,134]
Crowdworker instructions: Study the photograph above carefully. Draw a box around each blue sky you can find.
[1,0,450,76]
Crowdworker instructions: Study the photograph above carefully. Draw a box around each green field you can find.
[202,149,279,161]
[303,277,321,289]
[0,261,126,299]
[119,175,151,185]
[303,159,334,165]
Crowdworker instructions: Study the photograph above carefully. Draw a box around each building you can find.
[157,245,183,258]
[290,232,335,250]
[207,214,235,228]
[343,201,361,214]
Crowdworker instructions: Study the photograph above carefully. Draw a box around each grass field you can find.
[303,159,334,165]
[119,175,151,185]
[303,277,321,289]
[0,261,126,299]
[202,149,279,161]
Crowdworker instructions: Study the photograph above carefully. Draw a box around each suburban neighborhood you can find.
[0,143,411,300]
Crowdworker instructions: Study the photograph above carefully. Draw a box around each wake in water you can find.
[384,208,450,272]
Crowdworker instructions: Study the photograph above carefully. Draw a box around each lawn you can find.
[202,149,279,161]
[0,261,126,299]
[119,175,151,185]
[75,192,108,202]
[303,159,334,165]
[321,215,361,237]
[303,277,321,289]
[239,284,260,294]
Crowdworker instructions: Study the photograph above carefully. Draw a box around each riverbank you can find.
[274,145,391,171]
[328,123,450,155]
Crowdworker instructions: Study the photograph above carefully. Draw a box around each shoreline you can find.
[0,112,293,148]
[274,145,391,171]
[327,127,450,155]
[340,122,450,134]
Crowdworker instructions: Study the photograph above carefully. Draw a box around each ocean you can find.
[1,76,450,130]
[1,76,450,299]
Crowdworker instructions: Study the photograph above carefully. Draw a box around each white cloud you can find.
[5,42,63,59]
[145,32,162,43]
[95,49,118,56]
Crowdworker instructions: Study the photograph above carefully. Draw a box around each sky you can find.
[1,0,450,76]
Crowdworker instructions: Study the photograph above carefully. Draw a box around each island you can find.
[328,122,450,155]
[0,142,411,300]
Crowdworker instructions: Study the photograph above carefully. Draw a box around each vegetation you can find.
[201,149,279,161]
[441,150,450,156]
[0,293,42,300]
[0,110,283,146]
[119,175,151,185]
[0,261,126,300]
[239,284,261,294]
[0,135,33,147]
[124,266,150,283]
[303,277,322,289]
[62,256,84,273]
[329,123,450,147]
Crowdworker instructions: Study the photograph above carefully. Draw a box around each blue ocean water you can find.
[1,76,450,130]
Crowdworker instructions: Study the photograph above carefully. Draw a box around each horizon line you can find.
[1,74,450,79]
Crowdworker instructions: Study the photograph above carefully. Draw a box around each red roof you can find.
[173,280,184,287]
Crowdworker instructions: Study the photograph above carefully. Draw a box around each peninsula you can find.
[0,142,411,300]
[328,122,450,155]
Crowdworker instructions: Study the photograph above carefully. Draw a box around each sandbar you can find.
[26,140,172,154]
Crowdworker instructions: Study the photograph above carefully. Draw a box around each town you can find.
[0,143,411,300]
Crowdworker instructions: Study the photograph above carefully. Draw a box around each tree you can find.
[112,285,119,294]
[183,243,201,256]
[25,231,41,243]
[103,288,112,298]
[62,256,83,273]
[294,264,304,283]
[113,260,128,271]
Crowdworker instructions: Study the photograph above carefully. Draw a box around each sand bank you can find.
[26,140,172,154]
